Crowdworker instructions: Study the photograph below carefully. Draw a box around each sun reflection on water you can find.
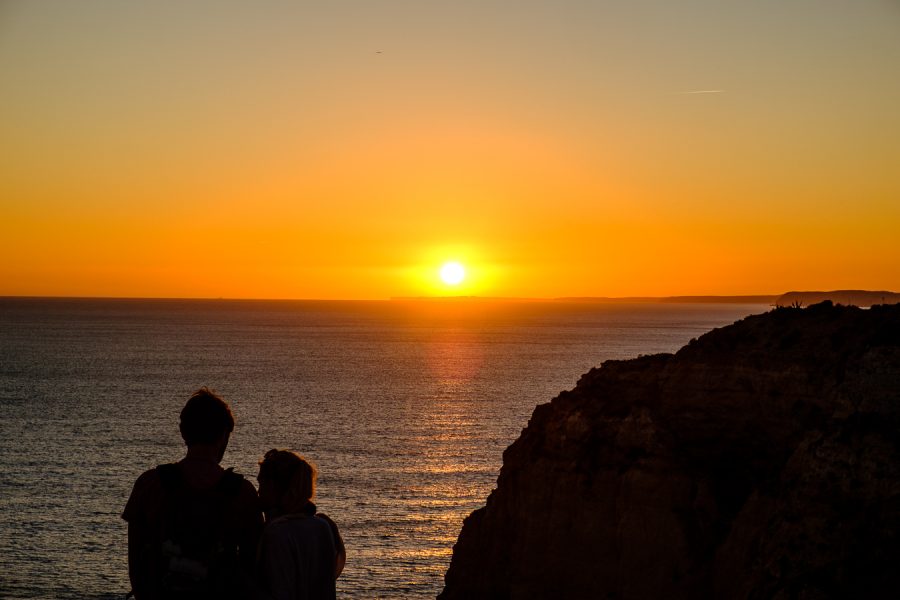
[423,331,484,387]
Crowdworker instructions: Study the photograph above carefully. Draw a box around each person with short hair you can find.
[123,387,263,600]
[256,449,345,600]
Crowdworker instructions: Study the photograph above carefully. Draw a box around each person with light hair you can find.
[255,449,345,600]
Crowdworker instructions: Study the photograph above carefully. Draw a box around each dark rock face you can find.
[440,302,900,600]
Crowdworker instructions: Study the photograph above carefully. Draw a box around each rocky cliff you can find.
[440,302,900,599]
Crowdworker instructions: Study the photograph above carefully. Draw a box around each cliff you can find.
[440,302,900,599]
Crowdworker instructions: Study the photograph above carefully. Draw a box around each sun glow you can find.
[439,261,466,286]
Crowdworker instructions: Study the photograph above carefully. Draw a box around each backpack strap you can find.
[217,468,244,498]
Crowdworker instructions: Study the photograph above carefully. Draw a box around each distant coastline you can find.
[392,291,899,307]
[3,290,897,306]
[391,295,778,304]
[554,295,777,304]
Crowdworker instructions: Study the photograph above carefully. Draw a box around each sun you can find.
[439,261,466,286]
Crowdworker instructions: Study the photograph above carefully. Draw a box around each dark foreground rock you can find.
[440,302,900,599]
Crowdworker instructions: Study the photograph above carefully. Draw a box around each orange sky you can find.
[2,1,899,299]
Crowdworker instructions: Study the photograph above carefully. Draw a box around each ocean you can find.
[0,298,767,599]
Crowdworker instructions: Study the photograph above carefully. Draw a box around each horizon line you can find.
[2,290,896,304]
[0,292,872,304]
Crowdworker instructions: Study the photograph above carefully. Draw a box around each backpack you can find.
[155,463,245,599]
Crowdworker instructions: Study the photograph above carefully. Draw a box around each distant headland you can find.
[391,295,778,304]
[393,290,899,306]
[555,295,778,304]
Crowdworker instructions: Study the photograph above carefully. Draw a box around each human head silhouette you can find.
[179,387,234,460]
[257,449,317,516]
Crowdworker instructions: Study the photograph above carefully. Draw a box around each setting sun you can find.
[1,2,898,302]
[440,262,466,286]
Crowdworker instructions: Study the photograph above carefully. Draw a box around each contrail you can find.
[678,89,725,95]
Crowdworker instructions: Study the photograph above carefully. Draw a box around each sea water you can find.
[0,298,766,599]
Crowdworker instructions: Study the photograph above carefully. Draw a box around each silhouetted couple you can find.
[123,387,345,600]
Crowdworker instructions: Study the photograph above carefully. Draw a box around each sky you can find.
[2,0,899,299]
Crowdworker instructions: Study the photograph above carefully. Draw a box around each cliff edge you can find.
[440,302,900,599]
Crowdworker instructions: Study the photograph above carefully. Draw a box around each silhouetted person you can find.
[256,449,345,600]
[123,387,263,600]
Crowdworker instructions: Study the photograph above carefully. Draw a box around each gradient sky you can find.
[2,1,899,299]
